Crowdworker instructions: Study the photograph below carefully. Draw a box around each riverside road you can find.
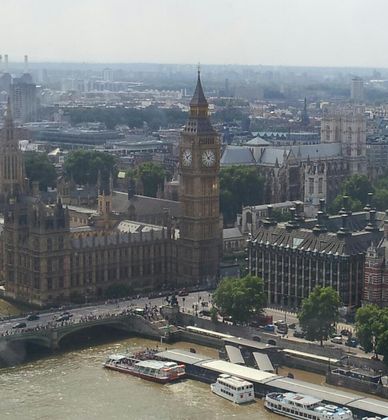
[0,291,362,355]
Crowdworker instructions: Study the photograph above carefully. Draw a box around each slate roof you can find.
[289,143,342,159]
[223,227,244,240]
[112,191,182,217]
[220,146,256,166]
[246,136,271,146]
[253,224,382,256]
[257,148,288,165]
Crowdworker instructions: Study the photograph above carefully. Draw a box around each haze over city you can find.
[2,0,388,67]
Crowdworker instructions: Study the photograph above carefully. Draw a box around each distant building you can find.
[102,68,114,82]
[10,77,37,123]
[351,77,364,102]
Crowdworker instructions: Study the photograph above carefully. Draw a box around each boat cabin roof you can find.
[284,392,321,406]
[136,360,176,369]
[108,354,128,361]
[218,374,253,387]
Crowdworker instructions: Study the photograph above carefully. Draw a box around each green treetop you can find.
[212,274,266,323]
[64,150,117,186]
[298,286,340,346]
[128,162,167,198]
[24,151,57,191]
[220,166,264,225]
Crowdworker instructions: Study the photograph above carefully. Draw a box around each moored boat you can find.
[103,354,185,384]
[264,392,353,419]
[210,374,254,404]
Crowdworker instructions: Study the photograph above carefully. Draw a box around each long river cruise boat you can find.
[103,354,185,384]
[265,392,353,420]
[210,374,255,404]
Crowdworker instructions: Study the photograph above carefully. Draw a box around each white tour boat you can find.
[265,392,353,420]
[210,374,254,404]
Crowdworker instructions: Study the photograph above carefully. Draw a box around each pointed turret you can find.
[190,68,208,108]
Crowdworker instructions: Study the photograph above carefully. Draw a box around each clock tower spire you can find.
[178,71,221,287]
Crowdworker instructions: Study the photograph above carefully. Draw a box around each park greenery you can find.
[212,275,266,323]
[298,286,340,346]
[220,166,264,225]
[355,305,388,364]
[128,162,167,197]
[24,152,57,191]
[330,173,388,213]
[64,150,117,186]
[67,106,187,130]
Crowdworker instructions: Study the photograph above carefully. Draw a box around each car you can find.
[340,329,352,337]
[277,324,288,334]
[178,289,189,297]
[56,314,71,322]
[293,328,306,338]
[331,336,343,344]
[26,314,40,321]
[252,335,261,342]
[12,322,27,329]
[288,323,296,329]
[262,324,275,332]
[345,338,359,348]
[61,312,73,317]
[274,320,286,327]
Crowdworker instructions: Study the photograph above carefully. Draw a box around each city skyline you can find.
[1,0,387,68]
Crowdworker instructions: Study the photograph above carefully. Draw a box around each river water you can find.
[0,337,288,420]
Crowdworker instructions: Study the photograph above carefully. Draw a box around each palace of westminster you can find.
[0,74,387,309]
[0,74,221,306]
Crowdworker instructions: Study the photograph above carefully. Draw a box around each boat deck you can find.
[156,349,388,418]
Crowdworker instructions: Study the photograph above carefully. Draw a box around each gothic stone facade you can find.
[1,74,221,306]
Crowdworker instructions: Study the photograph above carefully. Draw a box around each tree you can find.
[212,275,266,323]
[329,194,362,214]
[128,162,166,197]
[24,152,57,191]
[64,150,117,185]
[298,286,340,346]
[220,166,264,225]
[355,305,388,359]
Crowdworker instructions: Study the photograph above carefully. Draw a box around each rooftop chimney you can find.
[337,214,352,238]
[365,209,379,232]
[285,207,300,230]
[363,192,374,212]
[263,205,277,227]
[339,195,352,216]
[384,210,388,239]
[313,210,328,234]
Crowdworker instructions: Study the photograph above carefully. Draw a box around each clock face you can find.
[202,150,216,167]
[182,149,192,166]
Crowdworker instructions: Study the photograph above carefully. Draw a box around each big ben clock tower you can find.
[178,71,221,286]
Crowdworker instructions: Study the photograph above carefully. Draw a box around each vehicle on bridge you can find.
[26,314,40,321]
[12,322,27,329]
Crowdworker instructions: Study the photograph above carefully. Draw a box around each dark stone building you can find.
[247,201,383,309]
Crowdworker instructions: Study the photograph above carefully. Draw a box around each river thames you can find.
[0,337,289,420]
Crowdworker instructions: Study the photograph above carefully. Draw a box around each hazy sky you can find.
[2,0,387,67]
